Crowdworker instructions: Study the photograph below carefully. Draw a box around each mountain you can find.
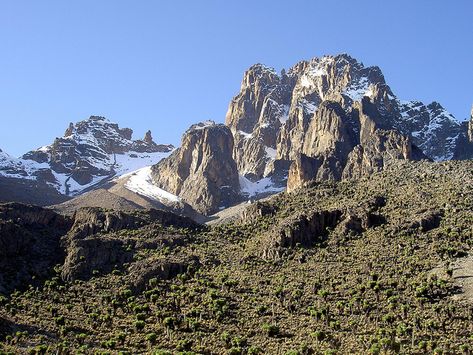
[149,54,469,213]
[0,116,173,205]
[225,54,467,188]
[0,54,471,217]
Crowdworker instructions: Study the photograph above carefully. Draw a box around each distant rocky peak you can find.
[143,130,153,144]
[186,120,218,133]
[243,64,279,86]
[64,115,134,144]
[426,101,459,122]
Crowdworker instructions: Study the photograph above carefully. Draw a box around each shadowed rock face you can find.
[0,203,202,292]
[0,203,72,294]
[260,209,343,259]
[151,121,240,215]
[61,207,201,282]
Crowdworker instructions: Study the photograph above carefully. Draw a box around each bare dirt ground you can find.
[451,255,473,302]
[432,254,473,303]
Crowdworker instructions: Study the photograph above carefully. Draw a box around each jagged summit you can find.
[224,53,467,189]
[0,115,174,199]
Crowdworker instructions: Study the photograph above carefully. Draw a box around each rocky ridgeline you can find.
[0,54,471,216]
[225,55,469,187]
[0,116,173,202]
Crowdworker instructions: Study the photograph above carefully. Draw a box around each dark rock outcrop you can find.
[67,208,148,240]
[152,121,240,215]
[61,236,131,282]
[261,209,342,259]
[61,207,201,281]
[127,255,200,293]
[0,204,71,294]
[68,207,200,240]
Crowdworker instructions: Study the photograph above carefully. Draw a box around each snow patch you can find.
[125,166,181,203]
[238,130,253,140]
[265,146,277,160]
[112,151,172,177]
[239,175,285,198]
[343,77,371,101]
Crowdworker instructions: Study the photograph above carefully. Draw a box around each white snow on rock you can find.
[265,146,277,160]
[188,120,216,131]
[238,130,253,140]
[125,166,181,203]
[343,77,372,102]
[0,115,174,196]
[0,150,49,180]
[239,175,285,198]
[112,151,172,177]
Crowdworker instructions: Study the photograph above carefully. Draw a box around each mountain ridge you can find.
[0,54,472,218]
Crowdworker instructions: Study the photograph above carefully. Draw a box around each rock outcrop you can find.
[0,202,202,290]
[151,121,240,215]
[260,209,343,259]
[61,208,200,281]
[287,154,321,193]
[0,203,71,294]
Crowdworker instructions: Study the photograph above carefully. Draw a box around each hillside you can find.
[1,159,473,354]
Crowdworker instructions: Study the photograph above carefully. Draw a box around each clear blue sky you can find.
[0,0,472,156]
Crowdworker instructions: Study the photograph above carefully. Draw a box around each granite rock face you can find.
[225,54,470,192]
[151,121,240,215]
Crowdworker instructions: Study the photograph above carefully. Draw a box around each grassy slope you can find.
[1,160,473,354]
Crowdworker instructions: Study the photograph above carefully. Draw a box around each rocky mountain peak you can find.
[223,54,471,192]
[144,130,153,144]
[151,121,240,215]
[1,116,173,198]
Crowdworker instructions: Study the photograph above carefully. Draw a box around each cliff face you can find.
[225,54,468,192]
[286,97,426,192]
[151,121,240,215]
